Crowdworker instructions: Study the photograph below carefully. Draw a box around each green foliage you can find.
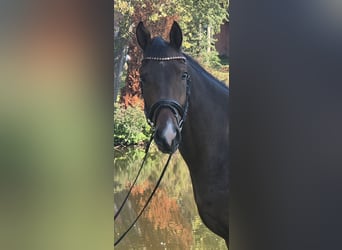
[114,0,229,59]
[114,104,150,146]
[197,55,229,85]
[178,0,229,57]
[200,49,222,68]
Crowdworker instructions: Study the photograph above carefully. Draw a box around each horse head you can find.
[136,21,190,154]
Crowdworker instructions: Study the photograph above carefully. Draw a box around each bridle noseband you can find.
[141,56,191,131]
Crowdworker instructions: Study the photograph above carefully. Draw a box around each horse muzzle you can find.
[153,109,182,154]
[145,99,187,154]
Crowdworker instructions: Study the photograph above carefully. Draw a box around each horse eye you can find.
[181,72,188,80]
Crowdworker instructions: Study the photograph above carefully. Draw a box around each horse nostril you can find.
[154,126,181,154]
[154,130,170,152]
[154,129,163,144]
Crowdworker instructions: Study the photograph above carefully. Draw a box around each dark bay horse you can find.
[136,21,229,247]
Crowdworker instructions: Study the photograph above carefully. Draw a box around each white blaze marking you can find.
[163,119,176,146]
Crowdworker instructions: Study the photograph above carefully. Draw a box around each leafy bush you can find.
[114,104,150,146]
[200,50,223,69]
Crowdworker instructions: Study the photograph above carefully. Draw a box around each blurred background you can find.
[0,1,113,249]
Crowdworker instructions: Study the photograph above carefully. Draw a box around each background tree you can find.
[114,14,125,103]
[114,0,229,107]
[177,0,228,63]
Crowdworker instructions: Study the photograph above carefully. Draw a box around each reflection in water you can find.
[114,146,226,249]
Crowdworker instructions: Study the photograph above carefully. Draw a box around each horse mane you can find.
[182,53,229,93]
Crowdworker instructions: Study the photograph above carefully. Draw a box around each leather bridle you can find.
[140,56,191,131]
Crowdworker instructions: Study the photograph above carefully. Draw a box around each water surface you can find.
[114,146,226,249]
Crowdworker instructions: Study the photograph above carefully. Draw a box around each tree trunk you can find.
[114,44,127,104]
[207,25,211,53]
[114,19,129,105]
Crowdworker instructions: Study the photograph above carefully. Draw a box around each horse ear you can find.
[169,21,183,50]
[136,22,151,51]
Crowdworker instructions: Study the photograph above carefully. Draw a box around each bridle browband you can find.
[141,56,191,131]
[143,56,187,61]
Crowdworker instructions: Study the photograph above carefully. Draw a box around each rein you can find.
[114,152,173,246]
[114,133,154,221]
[114,55,191,246]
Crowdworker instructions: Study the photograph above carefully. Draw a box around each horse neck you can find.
[178,63,230,241]
[179,65,229,173]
